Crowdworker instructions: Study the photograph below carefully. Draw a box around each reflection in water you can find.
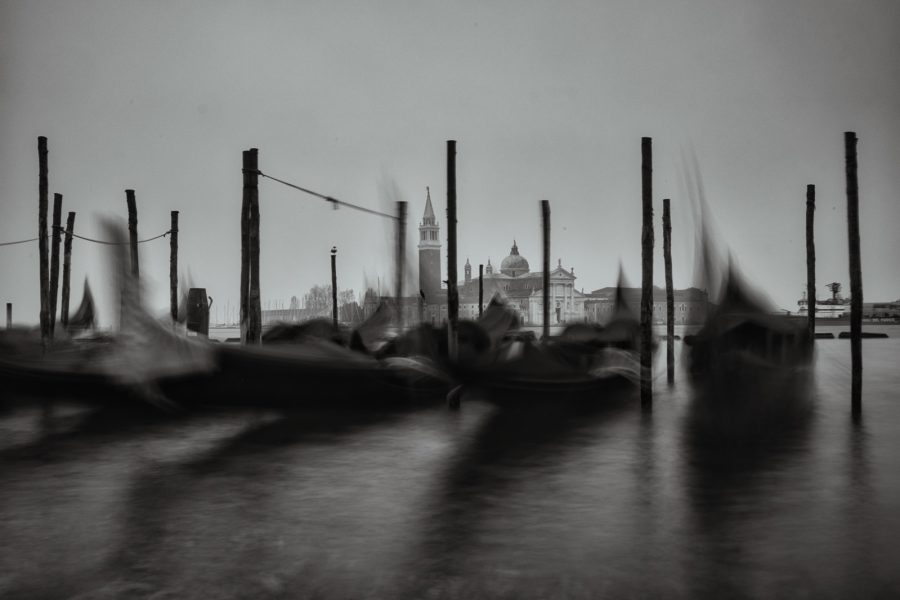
[683,399,814,598]
[404,393,634,595]
[1,340,900,598]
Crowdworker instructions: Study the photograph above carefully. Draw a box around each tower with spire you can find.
[418,187,442,302]
[464,258,471,284]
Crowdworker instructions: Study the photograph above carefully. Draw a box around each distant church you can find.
[417,188,585,326]
[362,188,709,327]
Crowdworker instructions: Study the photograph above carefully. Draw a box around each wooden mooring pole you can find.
[38,136,49,345]
[663,198,674,384]
[395,200,407,328]
[640,137,654,409]
[170,210,179,323]
[331,246,338,328]
[478,264,484,318]
[60,212,75,330]
[240,150,251,342]
[125,190,140,280]
[446,140,459,362]
[845,132,862,416]
[49,193,63,338]
[248,149,262,343]
[806,184,816,342]
[241,148,261,344]
[6,303,11,329]
[541,199,551,341]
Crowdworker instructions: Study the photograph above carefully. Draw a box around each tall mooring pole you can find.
[478,264,484,318]
[49,193,63,338]
[806,184,816,342]
[240,150,251,343]
[331,246,338,328]
[395,200,407,328]
[446,140,459,362]
[845,132,862,417]
[126,190,139,280]
[241,148,261,344]
[640,137,654,409]
[248,149,262,344]
[663,198,674,384]
[541,199,551,342]
[38,136,50,346]
[170,210,179,323]
[60,212,75,330]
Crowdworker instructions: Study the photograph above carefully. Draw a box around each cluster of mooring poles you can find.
[229,133,865,414]
[237,148,409,341]
[801,132,864,417]
[7,132,868,415]
[28,136,181,345]
[19,134,856,409]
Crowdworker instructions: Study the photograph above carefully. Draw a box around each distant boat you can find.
[796,282,850,320]
[685,274,814,443]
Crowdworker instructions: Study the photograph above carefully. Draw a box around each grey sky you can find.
[2,0,899,326]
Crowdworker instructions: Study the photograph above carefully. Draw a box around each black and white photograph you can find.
[1,1,899,597]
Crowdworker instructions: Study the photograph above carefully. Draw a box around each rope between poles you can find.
[52,226,172,245]
[247,169,399,221]
[0,237,39,247]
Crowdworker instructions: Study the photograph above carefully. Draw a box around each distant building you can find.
[864,299,900,320]
[416,189,584,326]
[584,286,709,325]
[358,190,711,328]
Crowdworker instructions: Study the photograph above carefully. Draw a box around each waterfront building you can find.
[584,286,709,325]
[359,190,711,328]
[416,190,585,326]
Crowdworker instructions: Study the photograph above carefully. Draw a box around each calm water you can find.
[1,328,898,598]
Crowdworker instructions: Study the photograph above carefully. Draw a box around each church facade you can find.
[417,189,585,326]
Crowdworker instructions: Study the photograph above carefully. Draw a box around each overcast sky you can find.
[2,0,899,326]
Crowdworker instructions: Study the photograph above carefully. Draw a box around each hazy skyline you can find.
[2,0,899,326]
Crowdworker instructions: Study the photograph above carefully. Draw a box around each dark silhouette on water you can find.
[682,156,814,444]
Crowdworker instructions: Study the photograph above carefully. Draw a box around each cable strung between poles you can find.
[52,226,172,245]
[0,237,39,247]
[249,169,399,221]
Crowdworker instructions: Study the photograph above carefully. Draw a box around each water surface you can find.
[1,334,898,598]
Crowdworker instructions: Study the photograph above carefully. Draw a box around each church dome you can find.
[500,241,529,277]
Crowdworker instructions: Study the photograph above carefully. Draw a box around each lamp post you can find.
[331,246,338,328]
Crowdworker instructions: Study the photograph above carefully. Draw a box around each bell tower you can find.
[418,187,441,302]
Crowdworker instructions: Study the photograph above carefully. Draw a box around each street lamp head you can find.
[331,246,337,255]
